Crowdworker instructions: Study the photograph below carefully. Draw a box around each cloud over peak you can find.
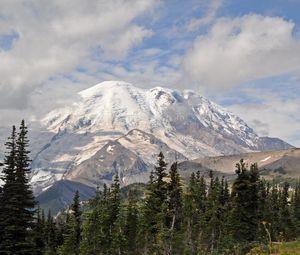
[184,14,300,89]
[0,0,158,108]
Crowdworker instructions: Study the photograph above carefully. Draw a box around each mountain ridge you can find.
[25,80,293,193]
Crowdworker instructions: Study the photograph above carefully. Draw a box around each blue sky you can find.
[0,0,299,146]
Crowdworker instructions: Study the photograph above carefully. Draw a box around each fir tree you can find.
[59,191,82,255]
[124,191,139,255]
[0,125,17,253]
[33,206,46,255]
[140,152,168,254]
[229,159,260,247]
[278,182,294,240]
[45,210,57,255]
[0,121,36,254]
[165,162,183,254]
[292,180,300,235]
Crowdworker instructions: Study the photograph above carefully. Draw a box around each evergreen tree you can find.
[164,162,183,255]
[0,121,36,254]
[278,182,294,240]
[140,152,168,254]
[0,125,17,253]
[45,210,57,255]
[292,180,300,235]
[33,206,46,255]
[59,191,82,255]
[111,206,127,255]
[124,192,139,255]
[182,172,206,254]
[72,191,82,255]
[229,159,260,248]
[80,197,106,255]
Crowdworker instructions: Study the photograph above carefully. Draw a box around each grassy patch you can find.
[248,240,300,255]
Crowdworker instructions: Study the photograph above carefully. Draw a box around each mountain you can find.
[179,148,300,179]
[37,180,96,214]
[28,81,292,193]
[66,129,187,187]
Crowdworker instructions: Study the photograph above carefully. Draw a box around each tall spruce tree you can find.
[165,162,183,255]
[45,210,57,255]
[140,152,168,254]
[230,159,260,246]
[278,182,294,240]
[124,191,139,255]
[33,206,46,255]
[59,191,82,255]
[0,125,18,253]
[292,180,300,235]
[0,121,36,254]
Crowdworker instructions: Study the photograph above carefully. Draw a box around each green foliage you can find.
[229,160,260,244]
[59,191,82,255]
[0,121,36,254]
[1,124,300,255]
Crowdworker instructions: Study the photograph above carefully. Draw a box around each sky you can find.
[0,0,300,146]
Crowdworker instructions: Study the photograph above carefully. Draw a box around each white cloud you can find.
[0,0,158,108]
[183,14,300,89]
[187,0,223,31]
[227,89,300,146]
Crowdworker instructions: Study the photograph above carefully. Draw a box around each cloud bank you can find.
[0,0,158,108]
[184,14,300,89]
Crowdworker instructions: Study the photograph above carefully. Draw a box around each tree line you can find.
[1,123,300,254]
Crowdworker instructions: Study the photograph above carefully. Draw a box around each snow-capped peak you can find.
[30,80,292,193]
[42,80,262,154]
[78,80,133,99]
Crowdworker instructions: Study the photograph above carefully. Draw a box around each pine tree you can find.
[202,175,224,253]
[59,191,82,255]
[124,191,139,255]
[33,206,46,255]
[182,172,206,254]
[278,182,294,240]
[229,159,260,248]
[111,206,127,255]
[45,210,57,255]
[0,125,17,253]
[140,152,168,254]
[80,201,104,255]
[292,180,300,235]
[0,121,36,254]
[72,191,82,254]
[165,162,183,254]
[268,181,280,240]
[109,175,123,254]
[15,120,36,253]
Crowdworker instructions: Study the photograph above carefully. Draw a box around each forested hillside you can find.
[1,123,300,255]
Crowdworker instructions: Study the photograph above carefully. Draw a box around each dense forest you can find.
[1,123,300,255]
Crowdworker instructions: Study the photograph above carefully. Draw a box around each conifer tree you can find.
[33,206,46,255]
[202,175,224,253]
[182,172,206,254]
[72,191,82,254]
[59,191,82,255]
[124,191,139,255]
[278,182,294,240]
[0,125,17,252]
[159,162,184,255]
[111,206,127,255]
[230,159,260,247]
[140,152,168,254]
[292,180,300,235]
[0,121,36,254]
[45,210,57,255]
[80,194,105,255]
